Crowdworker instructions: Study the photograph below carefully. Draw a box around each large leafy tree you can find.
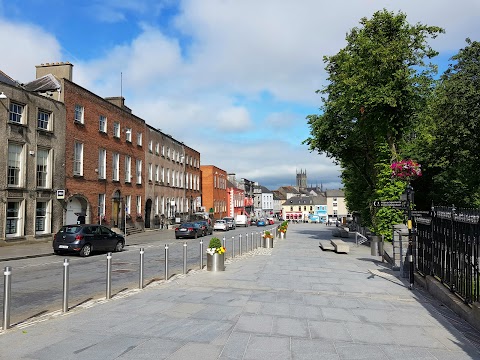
[423,39,480,207]
[304,9,443,232]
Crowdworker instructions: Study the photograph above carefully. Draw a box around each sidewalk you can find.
[1,224,480,359]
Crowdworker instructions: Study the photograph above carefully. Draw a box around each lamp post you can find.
[406,183,414,290]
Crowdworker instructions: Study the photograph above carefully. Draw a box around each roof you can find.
[0,70,18,86]
[277,186,300,195]
[326,189,345,197]
[284,195,327,206]
[23,74,61,92]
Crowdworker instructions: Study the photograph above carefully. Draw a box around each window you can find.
[6,200,24,237]
[125,195,131,215]
[136,159,142,184]
[155,143,159,155]
[155,165,159,182]
[125,155,131,182]
[35,200,51,234]
[154,196,159,215]
[36,148,51,188]
[37,109,51,130]
[8,143,23,187]
[148,140,153,153]
[333,202,338,207]
[137,132,142,146]
[9,102,25,124]
[136,195,142,214]
[148,163,153,182]
[126,128,132,142]
[172,170,176,187]
[73,142,83,176]
[167,147,170,159]
[99,115,107,133]
[74,104,84,123]
[333,210,338,216]
[112,153,119,181]
[162,145,165,156]
[161,167,165,183]
[113,122,120,138]
[98,194,105,220]
[98,148,106,179]
[166,168,170,185]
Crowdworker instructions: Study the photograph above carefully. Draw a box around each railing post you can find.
[200,240,204,269]
[246,233,249,252]
[2,266,12,330]
[165,244,169,280]
[232,236,235,258]
[139,248,144,289]
[62,259,69,312]
[183,242,188,274]
[252,232,254,249]
[106,252,112,300]
[222,236,226,249]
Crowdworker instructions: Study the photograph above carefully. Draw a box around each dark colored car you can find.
[53,224,125,257]
[175,222,202,239]
[196,220,213,236]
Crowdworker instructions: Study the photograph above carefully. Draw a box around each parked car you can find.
[196,220,213,236]
[256,219,266,227]
[267,218,275,225]
[53,224,125,257]
[223,217,236,230]
[214,219,228,231]
[235,214,250,227]
[175,222,202,239]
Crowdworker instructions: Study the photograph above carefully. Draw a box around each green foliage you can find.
[208,237,222,248]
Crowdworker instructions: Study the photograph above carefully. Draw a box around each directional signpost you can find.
[373,200,407,209]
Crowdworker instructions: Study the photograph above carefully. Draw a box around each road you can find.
[0,225,271,327]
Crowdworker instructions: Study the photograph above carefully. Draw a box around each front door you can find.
[145,199,152,228]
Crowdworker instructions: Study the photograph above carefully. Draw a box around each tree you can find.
[304,9,443,233]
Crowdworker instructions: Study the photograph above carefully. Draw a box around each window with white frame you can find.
[37,109,51,130]
[125,155,131,182]
[36,148,51,188]
[137,132,142,146]
[125,128,132,142]
[148,140,153,153]
[125,195,131,215]
[9,102,25,124]
[161,167,165,183]
[148,163,153,182]
[8,143,23,187]
[73,142,83,176]
[155,143,159,155]
[113,122,120,138]
[155,165,159,182]
[6,200,24,237]
[98,148,106,179]
[136,159,142,184]
[155,196,159,215]
[172,170,176,187]
[112,153,119,181]
[167,168,170,184]
[167,147,170,159]
[74,104,84,124]
[35,200,51,234]
[99,115,107,133]
[161,145,165,156]
[136,195,142,215]
[98,194,105,220]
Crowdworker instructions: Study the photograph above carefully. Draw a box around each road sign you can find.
[373,200,407,208]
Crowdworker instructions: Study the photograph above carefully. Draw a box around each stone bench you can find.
[330,239,350,254]
[319,240,335,251]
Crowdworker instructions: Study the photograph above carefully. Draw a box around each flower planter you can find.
[262,237,274,248]
[280,232,285,239]
[207,253,225,271]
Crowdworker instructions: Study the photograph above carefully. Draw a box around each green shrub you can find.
[208,237,222,248]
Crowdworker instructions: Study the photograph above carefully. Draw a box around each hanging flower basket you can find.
[391,159,422,181]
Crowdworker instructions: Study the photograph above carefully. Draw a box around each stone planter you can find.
[280,232,285,239]
[262,237,274,248]
[207,253,225,271]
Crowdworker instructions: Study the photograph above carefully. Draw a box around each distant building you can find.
[201,165,227,220]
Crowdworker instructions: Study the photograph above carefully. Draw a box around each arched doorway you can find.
[145,199,152,228]
[65,196,88,225]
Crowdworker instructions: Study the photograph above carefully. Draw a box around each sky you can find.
[0,0,478,191]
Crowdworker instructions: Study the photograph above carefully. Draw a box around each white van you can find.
[235,214,250,227]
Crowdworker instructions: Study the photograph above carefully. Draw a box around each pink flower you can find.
[391,160,422,180]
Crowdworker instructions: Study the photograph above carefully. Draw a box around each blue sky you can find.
[0,0,478,190]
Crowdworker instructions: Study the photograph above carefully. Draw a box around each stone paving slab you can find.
[1,223,480,359]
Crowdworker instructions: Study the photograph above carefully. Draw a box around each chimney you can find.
[35,62,73,81]
[105,96,132,113]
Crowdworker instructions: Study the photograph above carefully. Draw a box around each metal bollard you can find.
[139,248,145,289]
[252,232,254,249]
[232,236,235,258]
[200,240,204,269]
[222,236,226,249]
[62,259,69,312]
[106,252,112,300]
[3,266,12,330]
[165,244,169,280]
[183,242,188,274]
[239,234,242,256]
[246,233,249,252]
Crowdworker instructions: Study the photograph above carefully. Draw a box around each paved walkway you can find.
[1,224,480,359]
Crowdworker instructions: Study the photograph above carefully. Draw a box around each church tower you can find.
[296,169,307,190]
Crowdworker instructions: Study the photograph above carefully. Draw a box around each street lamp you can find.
[406,183,414,290]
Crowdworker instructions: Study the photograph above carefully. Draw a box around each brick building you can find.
[200,165,227,220]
